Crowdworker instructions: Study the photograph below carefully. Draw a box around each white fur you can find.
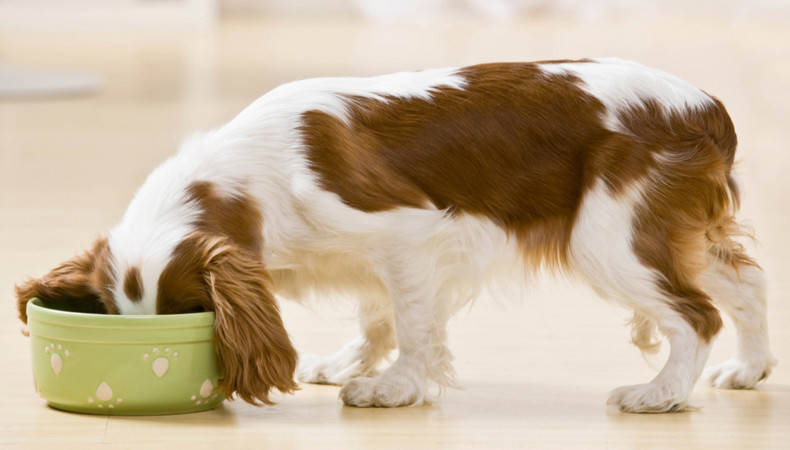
[233,67,466,128]
[540,58,714,133]
[700,261,777,388]
[104,59,773,411]
[110,67,468,316]
[109,152,204,315]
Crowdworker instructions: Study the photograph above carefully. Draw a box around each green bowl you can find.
[27,298,224,415]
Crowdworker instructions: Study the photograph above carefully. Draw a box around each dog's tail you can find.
[701,97,758,270]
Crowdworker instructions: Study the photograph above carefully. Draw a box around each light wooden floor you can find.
[2,12,789,449]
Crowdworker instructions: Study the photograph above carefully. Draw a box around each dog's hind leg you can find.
[606,301,715,413]
[700,247,777,389]
[571,180,719,413]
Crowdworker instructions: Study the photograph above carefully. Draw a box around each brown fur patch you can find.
[185,181,264,260]
[123,266,144,302]
[15,238,117,322]
[157,233,298,405]
[302,62,623,269]
[301,61,742,341]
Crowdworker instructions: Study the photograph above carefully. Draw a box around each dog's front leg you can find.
[298,294,396,385]
[338,296,437,407]
[339,250,456,407]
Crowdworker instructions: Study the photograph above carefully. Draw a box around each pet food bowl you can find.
[26,298,224,415]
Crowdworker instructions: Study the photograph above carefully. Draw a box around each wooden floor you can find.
[2,12,789,449]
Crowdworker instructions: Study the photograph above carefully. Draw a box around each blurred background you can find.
[2,1,790,447]
[2,0,790,29]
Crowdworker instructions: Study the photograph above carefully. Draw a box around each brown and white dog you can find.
[16,58,776,412]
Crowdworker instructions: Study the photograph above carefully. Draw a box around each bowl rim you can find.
[27,298,215,330]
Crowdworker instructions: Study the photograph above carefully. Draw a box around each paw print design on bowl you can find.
[28,298,223,415]
[190,379,220,406]
[142,347,179,378]
[44,343,70,375]
[87,382,123,410]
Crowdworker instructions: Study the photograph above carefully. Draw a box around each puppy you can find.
[16,58,776,412]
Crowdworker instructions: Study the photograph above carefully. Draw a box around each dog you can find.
[16,58,777,413]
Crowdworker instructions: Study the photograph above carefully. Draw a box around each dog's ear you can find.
[202,238,298,405]
[15,238,116,323]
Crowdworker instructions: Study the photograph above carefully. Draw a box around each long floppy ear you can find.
[15,238,116,323]
[203,238,298,405]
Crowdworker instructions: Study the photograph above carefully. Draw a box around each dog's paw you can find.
[702,357,777,389]
[339,376,423,407]
[607,382,691,413]
[297,352,377,386]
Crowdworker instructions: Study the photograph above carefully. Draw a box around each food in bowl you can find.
[26,298,224,415]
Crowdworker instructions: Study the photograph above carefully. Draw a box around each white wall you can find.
[221,0,790,21]
[0,0,217,31]
[0,0,786,32]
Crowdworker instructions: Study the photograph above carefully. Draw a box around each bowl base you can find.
[46,399,224,416]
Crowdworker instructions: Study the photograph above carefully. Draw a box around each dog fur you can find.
[16,58,776,412]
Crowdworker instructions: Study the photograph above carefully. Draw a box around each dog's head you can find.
[15,180,298,406]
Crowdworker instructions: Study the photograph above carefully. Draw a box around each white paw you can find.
[339,376,423,408]
[607,382,690,413]
[702,357,776,389]
[297,352,377,386]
